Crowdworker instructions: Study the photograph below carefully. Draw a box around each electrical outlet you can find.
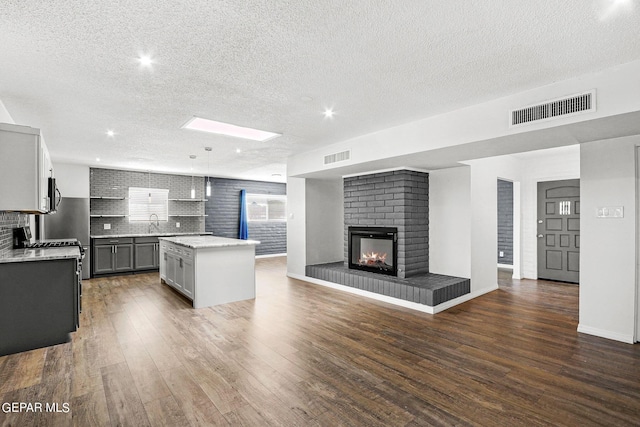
[104,224,111,230]
[499,251,504,257]
[176,222,180,228]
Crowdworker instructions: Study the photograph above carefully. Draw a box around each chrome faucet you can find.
[148,213,160,233]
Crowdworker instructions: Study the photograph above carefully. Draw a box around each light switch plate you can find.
[104,223,111,230]
[596,206,624,218]
[176,222,180,228]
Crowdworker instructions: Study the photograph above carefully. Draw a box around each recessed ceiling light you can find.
[600,0,635,19]
[106,130,115,137]
[182,117,281,142]
[323,108,334,119]
[138,55,153,67]
[96,157,100,162]
[236,148,242,154]
[272,173,282,177]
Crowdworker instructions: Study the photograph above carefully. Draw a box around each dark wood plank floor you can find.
[1,259,639,426]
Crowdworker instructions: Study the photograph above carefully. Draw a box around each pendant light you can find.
[148,170,152,203]
[205,147,212,197]
[190,155,196,199]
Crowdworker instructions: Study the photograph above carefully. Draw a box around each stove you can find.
[25,240,85,258]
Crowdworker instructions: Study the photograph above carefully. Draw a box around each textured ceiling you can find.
[1,1,639,182]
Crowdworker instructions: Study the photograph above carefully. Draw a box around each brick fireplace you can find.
[344,170,428,279]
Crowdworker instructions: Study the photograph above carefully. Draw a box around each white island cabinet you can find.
[159,236,259,308]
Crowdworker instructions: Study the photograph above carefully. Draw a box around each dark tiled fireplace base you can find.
[305,262,470,307]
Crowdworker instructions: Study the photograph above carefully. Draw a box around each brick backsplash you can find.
[90,168,205,236]
[344,170,429,278]
[0,212,29,256]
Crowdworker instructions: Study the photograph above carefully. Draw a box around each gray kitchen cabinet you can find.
[1,258,79,356]
[114,243,134,271]
[93,244,116,274]
[134,237,160,270]
[92,238,134,276]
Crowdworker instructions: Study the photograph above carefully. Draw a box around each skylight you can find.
[182,117,281,142]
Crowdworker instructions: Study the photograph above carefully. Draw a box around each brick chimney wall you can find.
[344,170,429,278]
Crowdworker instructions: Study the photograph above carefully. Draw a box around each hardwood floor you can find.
[1,258,639,426]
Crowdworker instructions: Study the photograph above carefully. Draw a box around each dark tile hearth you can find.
[305,262,470,307]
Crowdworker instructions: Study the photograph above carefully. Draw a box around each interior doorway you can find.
[537,179,580,283]
[497,178,521,280]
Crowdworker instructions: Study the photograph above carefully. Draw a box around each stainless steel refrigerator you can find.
[40,197,90,279]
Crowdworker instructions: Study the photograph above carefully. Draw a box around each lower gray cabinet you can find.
[134,237,160,270]
[92,236,167,277]
[92,238,134,276]
[1,258,78,356]
[93,244,116,274]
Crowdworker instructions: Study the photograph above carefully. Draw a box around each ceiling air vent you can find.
[510,90,596,127]
[324,149,351,165]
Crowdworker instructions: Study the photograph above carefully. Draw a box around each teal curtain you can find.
[239,189,248,239]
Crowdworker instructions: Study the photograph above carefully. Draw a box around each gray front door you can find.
[537,179,580,283]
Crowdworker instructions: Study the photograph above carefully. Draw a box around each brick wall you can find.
[204,178,286,256]
[497,179,514,265]
[90,168,205,236]
[0,212,29,256]
[344,170,429,278]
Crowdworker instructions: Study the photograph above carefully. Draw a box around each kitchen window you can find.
[246,194,286,222]
[129,187,169,221]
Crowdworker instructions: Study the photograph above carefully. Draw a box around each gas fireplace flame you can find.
[359,251,387,265]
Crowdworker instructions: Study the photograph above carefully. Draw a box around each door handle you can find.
[537,234,544,238]
[180,258,183,268]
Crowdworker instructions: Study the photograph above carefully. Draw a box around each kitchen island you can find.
[158,235,259,308]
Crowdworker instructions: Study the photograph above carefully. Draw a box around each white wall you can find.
[286,177,307,276]
[579,136,638,343]
[305,178,344,265]
[429,166,471,278]
[288,60,640,179]
[0,99,15,124]
[465,156,522,294]
[53,162,90,198]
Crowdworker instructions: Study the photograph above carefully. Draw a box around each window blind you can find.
[246,194,286,222]
[128,187,169,222]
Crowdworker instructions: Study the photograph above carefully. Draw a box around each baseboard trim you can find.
[431,284,499,313]
[497,263,513,270]
[255,253,287,259]
[287,273,498,315]
[577,324,635,344]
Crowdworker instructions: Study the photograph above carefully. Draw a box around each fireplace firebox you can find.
[348,227,398,276]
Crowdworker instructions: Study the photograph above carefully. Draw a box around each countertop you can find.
[0,246,81,264]
[159,235,260,249]
[91,232,213,239]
